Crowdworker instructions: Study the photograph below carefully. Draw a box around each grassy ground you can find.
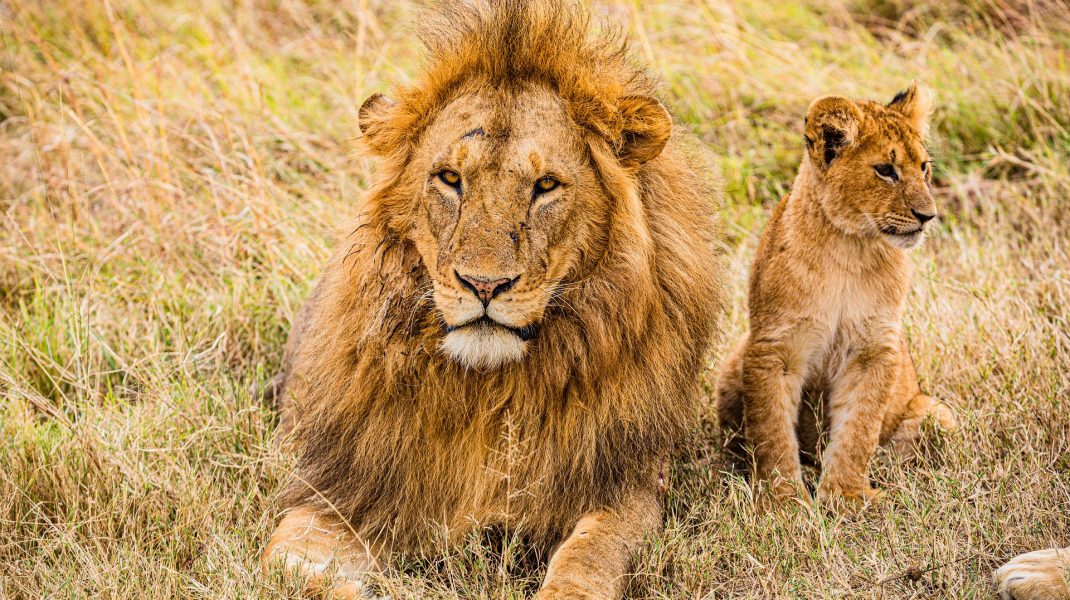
[2,0,1068,598]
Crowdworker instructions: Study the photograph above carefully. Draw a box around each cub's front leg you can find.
[537,488,660,599]
[741,339,809,500]
[819,339,899,506]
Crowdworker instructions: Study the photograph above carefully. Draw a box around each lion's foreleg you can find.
[262,506,385,599]
[536,489,661,600]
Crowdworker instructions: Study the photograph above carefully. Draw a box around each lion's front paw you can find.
[269,551,384,600]
[994,548,1070,600]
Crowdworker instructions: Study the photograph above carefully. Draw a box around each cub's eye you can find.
[438,170,461,188]
[873,163,897,180]
[533,176,560,194]
[921,161,931,173]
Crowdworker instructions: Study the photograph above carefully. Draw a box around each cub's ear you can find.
[616,95,673,169]
[886,81,935,137]
[804,95,863,174]
[358,93,399,155]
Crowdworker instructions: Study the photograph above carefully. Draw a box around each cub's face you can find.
[804,83,937,250]
[358,83,671,369]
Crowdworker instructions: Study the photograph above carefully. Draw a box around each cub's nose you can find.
[455,271,518,306]
[911,209,936,225]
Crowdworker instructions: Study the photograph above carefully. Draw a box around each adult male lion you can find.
[261,1,723,597]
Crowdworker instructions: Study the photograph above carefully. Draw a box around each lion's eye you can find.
[533,177,560,194]
[874,163,898,181]
[438,170,461,188]
[921,161,930,173]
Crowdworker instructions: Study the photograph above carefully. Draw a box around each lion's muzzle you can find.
[437,270,542,369]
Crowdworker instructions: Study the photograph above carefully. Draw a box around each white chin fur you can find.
[441,324,527,369]
[884,230,925,250]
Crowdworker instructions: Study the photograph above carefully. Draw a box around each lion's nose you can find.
[911,208,936,225]
[455,271,519,306]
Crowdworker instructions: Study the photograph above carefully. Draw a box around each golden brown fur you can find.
[261,1,724,597]
[716,83,956,507]
[994,548,1070,600]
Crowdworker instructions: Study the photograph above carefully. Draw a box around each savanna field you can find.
[2,0,1069,598]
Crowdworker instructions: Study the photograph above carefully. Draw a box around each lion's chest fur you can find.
[407,404,583,534]
[366,379,651,548]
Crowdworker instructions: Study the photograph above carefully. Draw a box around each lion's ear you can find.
[616,95,672,169]
[886,81,935,138]
[804,95,862,174]
[359,93,399,155]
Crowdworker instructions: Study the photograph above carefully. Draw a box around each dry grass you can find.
[2,0,1068,598]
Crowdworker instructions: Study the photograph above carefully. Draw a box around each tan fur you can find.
[261,1,724,597]
[716,83,956,506]
[994,547,1070,600]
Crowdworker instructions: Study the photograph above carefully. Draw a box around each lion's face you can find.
[411,86,599,368]
[358,73,671,370]
[804,84,937,250]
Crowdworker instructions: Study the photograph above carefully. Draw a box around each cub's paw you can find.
[816,482,884,514]
[993,548,1070,600]
[930,400,958,432]
[753,478,811,513]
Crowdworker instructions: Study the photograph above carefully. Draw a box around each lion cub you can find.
[717,83,956,506]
